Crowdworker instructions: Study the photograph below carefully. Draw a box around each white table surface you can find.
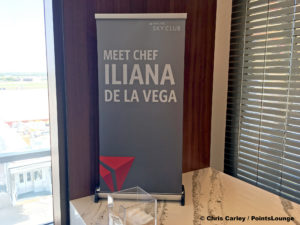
[70,167,300,225]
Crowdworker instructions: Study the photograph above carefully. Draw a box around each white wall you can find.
[210,0,232,171]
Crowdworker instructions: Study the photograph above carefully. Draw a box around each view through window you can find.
[0,0,53,224]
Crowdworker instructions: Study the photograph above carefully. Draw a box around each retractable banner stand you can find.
[95,13,187,204]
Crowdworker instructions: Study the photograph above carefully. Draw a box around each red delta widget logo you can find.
[99,156,135,192]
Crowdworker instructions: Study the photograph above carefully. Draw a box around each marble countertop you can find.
[70,167,300,225]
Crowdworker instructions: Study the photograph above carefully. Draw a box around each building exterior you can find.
[6,157,52,203]
[0,120,51,204]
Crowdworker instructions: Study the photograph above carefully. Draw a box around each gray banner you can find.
[96,15,186,195]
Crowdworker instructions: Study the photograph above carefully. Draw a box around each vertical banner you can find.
[96,14,187,196]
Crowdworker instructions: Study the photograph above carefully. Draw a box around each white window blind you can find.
[225,0,300,204]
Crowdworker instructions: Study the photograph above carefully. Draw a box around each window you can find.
[27,172,31,182]
[19,174,24,183]
[0,0,54,224]
[34,170,43,180]
[225,0,300,204]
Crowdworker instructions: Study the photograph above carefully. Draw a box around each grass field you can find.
[0,81,47,90]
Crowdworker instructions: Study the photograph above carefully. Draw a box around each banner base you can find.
[94,185,185,206]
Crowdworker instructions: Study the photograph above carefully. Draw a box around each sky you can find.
[0,0,47,73]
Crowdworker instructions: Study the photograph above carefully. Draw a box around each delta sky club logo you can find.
[99,156,135,192]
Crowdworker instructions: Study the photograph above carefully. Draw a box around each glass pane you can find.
[0,0,53,224]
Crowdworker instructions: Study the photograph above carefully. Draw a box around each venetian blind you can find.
[225,0,300,204]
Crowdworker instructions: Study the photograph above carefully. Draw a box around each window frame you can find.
[44,0,69,224]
